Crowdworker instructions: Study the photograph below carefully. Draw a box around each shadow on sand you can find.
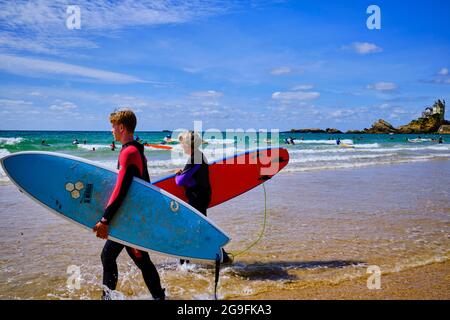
[222,260,365,281]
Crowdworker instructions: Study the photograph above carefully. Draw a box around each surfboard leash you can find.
[213,183,268,300]
[229,182,268,259]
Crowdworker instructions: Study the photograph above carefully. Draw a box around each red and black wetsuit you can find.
[100,140,165,300]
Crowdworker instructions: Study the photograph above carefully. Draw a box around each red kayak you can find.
[153,147,289,208]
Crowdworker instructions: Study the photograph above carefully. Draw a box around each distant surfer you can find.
[164,135,173,143]
[336,138,341,145]
[93,109,165,300]
[439,136,443,144]
[175,131,232,266]
[289,136,295,145]
[110,141,116,151]
[72,139,79,145]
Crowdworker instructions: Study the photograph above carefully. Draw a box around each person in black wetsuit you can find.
[93,109,165,300]
[175,131,232,265]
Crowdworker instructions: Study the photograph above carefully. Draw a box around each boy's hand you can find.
[93,222,109,239]
[175,169,182,175]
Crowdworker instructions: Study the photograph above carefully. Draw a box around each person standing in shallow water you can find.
[175,131,232,265]
[92,109,165,300]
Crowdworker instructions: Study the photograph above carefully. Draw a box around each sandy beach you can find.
[242,260,450,300]
[1,158,449,300]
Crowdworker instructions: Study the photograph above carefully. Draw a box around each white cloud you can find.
[0,0,227,32]
[438,68,448,76]
[0,1,229,55]
[292,84,314,91]
[0,54,147,84]
[270,66,292,75]
[344,42,383,54]
[272,91,320,101]
[49,101,78,111]
[367,82,398,91]
[190,90,224,98]
[0,99,33,106]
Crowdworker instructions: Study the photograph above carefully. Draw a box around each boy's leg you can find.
[101,240,125,299]
[126,247,165,300]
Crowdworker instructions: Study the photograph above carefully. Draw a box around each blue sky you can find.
[0,0,449,131]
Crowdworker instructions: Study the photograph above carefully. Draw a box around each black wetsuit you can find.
[175,151,211,264]
[100,140,165,300]
[176,151,211,215]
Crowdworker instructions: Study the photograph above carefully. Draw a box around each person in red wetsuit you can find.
[93,109,165,300]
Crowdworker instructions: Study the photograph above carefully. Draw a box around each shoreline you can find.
[240,260,450,300]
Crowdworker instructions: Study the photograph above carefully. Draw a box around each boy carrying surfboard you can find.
[93,109,166,300]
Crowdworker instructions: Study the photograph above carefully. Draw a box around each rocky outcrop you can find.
[289,128,343,133]
[345,130,365,134]
[325,128,343,134]
[290,128,325,133]
[364,119,397,134]
[438,125,450,134]
[396,114,442,134]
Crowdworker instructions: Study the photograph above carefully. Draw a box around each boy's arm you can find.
[101,148,141,224]
[101,164,140,224]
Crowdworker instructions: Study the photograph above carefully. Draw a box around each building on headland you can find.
[420,99,445,122]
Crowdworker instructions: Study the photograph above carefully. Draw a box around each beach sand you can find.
[242,260,450,300]
[1,159,449,299]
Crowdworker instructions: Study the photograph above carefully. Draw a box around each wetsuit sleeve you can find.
[175,164,201,188]
[102,147,142,224]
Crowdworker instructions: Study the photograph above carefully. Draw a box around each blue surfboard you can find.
[0,152,230,262]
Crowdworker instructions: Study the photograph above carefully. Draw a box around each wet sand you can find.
[242,260,450,300]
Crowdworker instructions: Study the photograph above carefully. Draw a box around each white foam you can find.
[0,149,11,183]
[408,138,432,143]
[0,137,23,145]
[288,153,395,163]
[77,144,113,150]
[283,154,450,172]
[292,139,354,145]
[352,143,380,148]
[203,138,235,145]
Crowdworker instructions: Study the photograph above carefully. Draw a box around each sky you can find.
[0,0,449,131]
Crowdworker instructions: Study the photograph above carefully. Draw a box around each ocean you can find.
[1,130,449,184]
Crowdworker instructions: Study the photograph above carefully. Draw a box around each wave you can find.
[77,144,114,150]
[0,137,23,145]
[292,139,354,145]
[352,143,380,148]
[0,149,11,183]
[408,138,432,143]
[203,138,235,145]
[287,153,395,163]
[283,154,450,172]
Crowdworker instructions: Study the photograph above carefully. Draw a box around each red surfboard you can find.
[153,147,289,208]
[144,143,173,150]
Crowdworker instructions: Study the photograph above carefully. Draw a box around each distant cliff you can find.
[364,119,397,134]
[396,114,442,133]
[288,99,447,134]
[288,128,343,134]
